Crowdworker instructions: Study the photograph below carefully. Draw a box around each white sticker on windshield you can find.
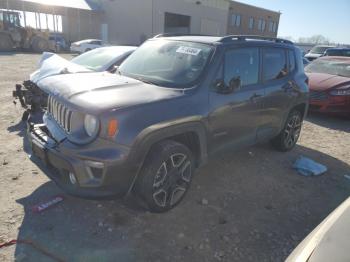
[176,46,201,56]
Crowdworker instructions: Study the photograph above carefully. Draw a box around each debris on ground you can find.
[0,239,64,262]
[293,156,327,176]
[201,198,209,205]
[32,195,64,213]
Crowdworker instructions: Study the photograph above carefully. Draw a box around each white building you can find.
[100,0,230,45]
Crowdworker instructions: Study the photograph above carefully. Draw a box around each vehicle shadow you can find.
[7,120,26,138]
[13,143,350,261]
[306,112,350,133]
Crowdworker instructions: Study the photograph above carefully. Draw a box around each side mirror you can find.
[110,65,119,73]
[229,77,241,92]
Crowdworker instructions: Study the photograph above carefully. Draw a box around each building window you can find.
[261,20,266,31]
[269,21,274,32]
[273,22,278,33]
[249,17,254,29]
[231,13,241,27]
[258,19,262,31]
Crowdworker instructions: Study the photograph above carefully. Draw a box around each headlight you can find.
[329,87,350,96]
[84,114,99,137]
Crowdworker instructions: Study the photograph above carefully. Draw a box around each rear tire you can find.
[271,110,303,152]
[31,36,49,53]
[136,140,195,213]
[0,34,13,52]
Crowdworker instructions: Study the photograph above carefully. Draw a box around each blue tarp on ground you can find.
[293,156,327,176]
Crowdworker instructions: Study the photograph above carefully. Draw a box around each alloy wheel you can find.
[152,153,192,208]
[283,114,302,149]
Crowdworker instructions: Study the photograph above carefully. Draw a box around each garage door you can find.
[200,19,221,36]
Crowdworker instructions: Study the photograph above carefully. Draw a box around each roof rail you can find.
[219,35,294,45]
[153,33,209,38]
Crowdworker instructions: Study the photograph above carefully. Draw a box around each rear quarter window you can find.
[263,48,288,81]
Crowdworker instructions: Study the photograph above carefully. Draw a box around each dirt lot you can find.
[0,53,349,262]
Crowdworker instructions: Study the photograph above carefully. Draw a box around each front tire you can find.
[136,140,195,213]
[271,110,303,152]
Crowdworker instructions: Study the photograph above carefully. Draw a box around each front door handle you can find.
[250,93,263,103]
[282,81,294,92]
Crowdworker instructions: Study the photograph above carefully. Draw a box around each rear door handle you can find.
[282,81,294,92]
[250,93,263,103]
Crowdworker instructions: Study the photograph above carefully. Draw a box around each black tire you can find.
[31,36,49,53]
[136,140,195,213]
[271,110,303,152]
[0,34,13,52]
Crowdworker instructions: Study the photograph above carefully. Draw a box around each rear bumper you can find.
[27,123,136,199]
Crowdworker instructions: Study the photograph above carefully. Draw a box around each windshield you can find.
[310,46,331,54]
[71,48,128,71]
[119,39,213,88]
[305,59,350,77]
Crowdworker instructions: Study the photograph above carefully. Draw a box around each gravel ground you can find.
[0,53,349,262]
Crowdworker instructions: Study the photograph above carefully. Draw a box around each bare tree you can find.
[298,35,330,44]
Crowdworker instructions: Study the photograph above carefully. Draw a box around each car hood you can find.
[37,72,183,112]
[306,72,350,91]
[30,52,92,83]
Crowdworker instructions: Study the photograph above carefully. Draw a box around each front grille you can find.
[47,95,73,133]
[310,91,328,101]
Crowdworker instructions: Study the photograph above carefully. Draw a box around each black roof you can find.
[153,34,294,46]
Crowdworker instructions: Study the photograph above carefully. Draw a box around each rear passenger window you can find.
[224,48,259,87]
[288,50,296,72]
[263,48,287,81]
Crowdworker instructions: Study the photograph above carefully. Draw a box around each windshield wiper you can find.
[133,76,161,86]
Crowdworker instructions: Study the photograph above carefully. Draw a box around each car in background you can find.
[287,197,350,262]
[13,46,137,121]
[305,45,334,61]
[324,48,350,57]
[70,39,106,53]
[305,56,350,115]
[70,46,137,72]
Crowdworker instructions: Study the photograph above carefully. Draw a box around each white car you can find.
[70,39,106,53]
[287,197,350,262]
[304,45,335,61]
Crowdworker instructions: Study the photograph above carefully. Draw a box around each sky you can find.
[239,0,350,44]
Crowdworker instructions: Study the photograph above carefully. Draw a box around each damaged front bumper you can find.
[27,123,135,199]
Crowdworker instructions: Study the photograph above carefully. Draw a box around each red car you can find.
[305,56,350,115]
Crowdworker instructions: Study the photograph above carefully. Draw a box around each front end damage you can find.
[12,80,48,122]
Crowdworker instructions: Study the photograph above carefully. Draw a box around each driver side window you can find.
[224,48,259,88]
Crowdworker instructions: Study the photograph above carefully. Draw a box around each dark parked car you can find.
[305,56,350,115]
[323,48,350,57]
[27,35,309,212]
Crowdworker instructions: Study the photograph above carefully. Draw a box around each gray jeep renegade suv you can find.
[28,35,309,212]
